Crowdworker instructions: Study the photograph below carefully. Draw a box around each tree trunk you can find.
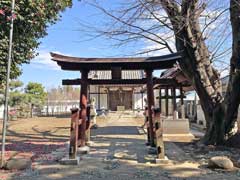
[30,103,33,118]
[224,0,240,136]
[160,0,239,145]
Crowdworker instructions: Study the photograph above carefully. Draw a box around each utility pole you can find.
[1,0,16,168]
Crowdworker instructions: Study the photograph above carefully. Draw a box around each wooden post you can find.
[193,93,197,122]
[106,87,110,110]
[159,88,162,113]
[165,87,169,117]
[87,86,90,100]
[69,108,79,159]
[132,88,135,110]
[79,70,89,147]
[180,86,185,119]
[98,86,100,110]
[85,105,91,143]
[146,69,155,147]
[172,87,177,120]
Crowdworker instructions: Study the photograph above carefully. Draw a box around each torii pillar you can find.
[79,69,89,147]
[146,69,155,147]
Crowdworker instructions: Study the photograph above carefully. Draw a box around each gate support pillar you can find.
[79,70,89,147]
[146,69,155,147]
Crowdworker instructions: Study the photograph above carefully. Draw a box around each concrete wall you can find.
[196,104,240,131]
[42,101,79,115]
[133,93,147,109]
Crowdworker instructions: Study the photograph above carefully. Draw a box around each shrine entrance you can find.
[51,52,184,161]
[109,90,132,111]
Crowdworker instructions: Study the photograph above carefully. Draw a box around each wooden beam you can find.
[56,58,179,71]
[89,92,108,94]
[62,78,177,85]
[156,95,186,99]
[154,78,179,85]
[154,83,192,89]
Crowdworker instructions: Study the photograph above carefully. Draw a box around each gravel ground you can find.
[1,112,240,179]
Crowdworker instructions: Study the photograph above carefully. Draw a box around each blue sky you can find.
[19,0,147,89]
[19,0,231,90]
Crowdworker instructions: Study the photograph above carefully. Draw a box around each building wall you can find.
[0,105,3,119]
[154,89,159,108]
[42,101,79,115]
[133,93,147,109]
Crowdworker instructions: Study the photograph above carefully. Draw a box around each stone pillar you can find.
[69,108,79,159]
[155,110,164,159]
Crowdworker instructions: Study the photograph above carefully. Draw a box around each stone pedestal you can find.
[78,146,90,154]
[156,156,169,164]
[60,157,80,165]
[163,118,190,134]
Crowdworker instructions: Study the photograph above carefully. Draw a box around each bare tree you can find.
[78,0,239,145]
[47,86,80,115]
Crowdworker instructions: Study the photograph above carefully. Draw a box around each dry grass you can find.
[0,117,70,143]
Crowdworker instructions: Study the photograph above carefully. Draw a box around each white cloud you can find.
[142,32,176,56]
[31,50,61,70]
[220,69,229,78]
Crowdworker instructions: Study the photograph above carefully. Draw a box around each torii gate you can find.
[51,52,183,160]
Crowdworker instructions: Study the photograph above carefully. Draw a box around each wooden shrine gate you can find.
[51,52,184,160]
